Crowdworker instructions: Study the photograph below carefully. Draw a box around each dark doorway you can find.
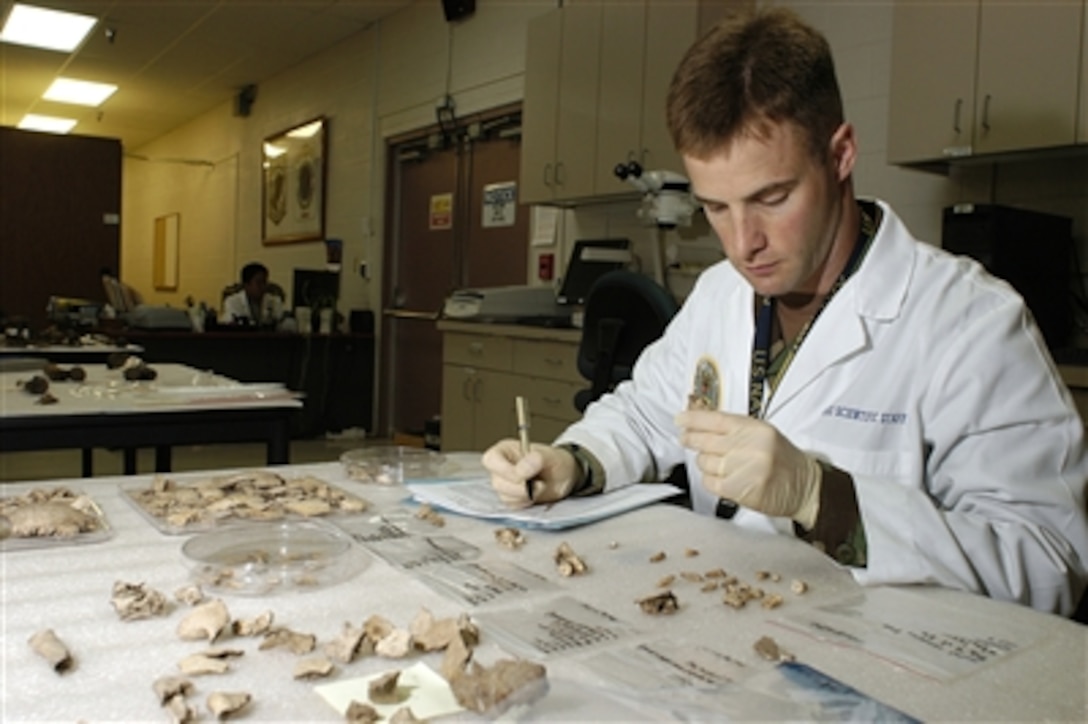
[379,105,527,439]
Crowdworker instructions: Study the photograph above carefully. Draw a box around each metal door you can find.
[380,108,526,440]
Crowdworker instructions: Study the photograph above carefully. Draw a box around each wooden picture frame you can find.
[262,117,327,244]
[153,212,179,290]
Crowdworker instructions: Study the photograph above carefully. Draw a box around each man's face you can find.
[244,272,268,301]
[684,121,855,298]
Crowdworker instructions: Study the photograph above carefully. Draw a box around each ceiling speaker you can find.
[234,84,257,118]
[441,0,475,22]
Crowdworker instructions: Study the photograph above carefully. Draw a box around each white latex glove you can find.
[481,439,580,509]
[676,410,822,529]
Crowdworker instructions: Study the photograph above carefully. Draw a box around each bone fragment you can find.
[294,656,335,680]
[206,691,251,720]
[111,581,169,620]
[177,599,230,642]
[28,629,73,673]
[368,669,402,704]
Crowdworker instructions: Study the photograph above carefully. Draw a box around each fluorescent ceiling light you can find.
[44,77,117,107]
[18,114,78,134]
[0,3,97,52]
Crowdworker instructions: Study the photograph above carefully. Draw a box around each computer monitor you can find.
[292,268,340,309]
[556,239,631,306]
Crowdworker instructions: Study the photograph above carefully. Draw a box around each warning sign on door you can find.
[430,192,453,230]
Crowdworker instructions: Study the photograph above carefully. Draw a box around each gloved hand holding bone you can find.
[481,440,580,508]
[676,410,822,529]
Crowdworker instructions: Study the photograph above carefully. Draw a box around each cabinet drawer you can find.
[443,333,512,370]
[520,377,583,423]
[512,338,582,383]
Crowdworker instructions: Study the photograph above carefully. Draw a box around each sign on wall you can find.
[482,181,516,228]
[429,192,453,230]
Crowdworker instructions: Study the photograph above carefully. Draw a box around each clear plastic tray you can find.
[0,486,113,551]
[120,470,370,535]
[181,518,367,596]
[340,446,447,485]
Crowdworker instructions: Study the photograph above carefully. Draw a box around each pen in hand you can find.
[515,395,534,502]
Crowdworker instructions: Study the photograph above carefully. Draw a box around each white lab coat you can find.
[220,289,283,326]
[558,200,1088,616]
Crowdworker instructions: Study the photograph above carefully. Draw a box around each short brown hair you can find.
[666,8,844,161]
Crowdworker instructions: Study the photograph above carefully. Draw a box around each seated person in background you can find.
[220,262,284,326]
[481,8,1088,617]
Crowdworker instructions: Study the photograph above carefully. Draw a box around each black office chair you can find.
[573,269,688,505]
[574,270,679,412]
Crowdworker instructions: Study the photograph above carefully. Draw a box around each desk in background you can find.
[0,363,300,476]
[1,462,1084,721]
[114,330,374,438]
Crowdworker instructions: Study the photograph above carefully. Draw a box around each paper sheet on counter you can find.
[314,661,463,719]
[407,478,682,530]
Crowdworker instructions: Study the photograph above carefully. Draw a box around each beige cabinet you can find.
[519,4,602,204]
[888,0,1085,166]
[439,322,584,452]
[523,1,739,203]
[595,1,717,196]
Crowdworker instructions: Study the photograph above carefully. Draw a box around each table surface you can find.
[0,363,302,418]
[2,461,1085,722]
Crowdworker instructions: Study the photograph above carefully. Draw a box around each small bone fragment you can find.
[232,610,274,637]
[411,609,462,652]
[656,574,676,588]
[375,629,413,659]
[389,707,423,724]
[8,502,98,537]
[178,654,231,676]
[28,629,73,672]
[679,571,704,583]
[761,593,784,609]
[700,582,719,593]
[684,548,699,557]
[177,599,230,642]
[326,622,368,663]
[636,590,679,615]
[494,527,526,549]
[346,700,381,724]
[648,551,666,563]
[440,631,472,682]
[260,627,316,654]
[608,540,619,549]
[368,670,402,704]
[415,503,445,527]
[207,691,251,720]
[753,635,795,662]
[111,581,169,620]
[294,656,335,680]
[174,584,205,606]
[363,614,395,642]
[554,542,587,576]
[704,568,727,579]
[449,659,548,715]
[153,675,194,704]
[790,579,809,595]
[164,693,197,724]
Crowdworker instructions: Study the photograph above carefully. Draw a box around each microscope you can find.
[614,160,698,285]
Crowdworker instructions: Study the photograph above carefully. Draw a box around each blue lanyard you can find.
[747,203,877,419]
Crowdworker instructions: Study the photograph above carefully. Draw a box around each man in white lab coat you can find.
[483,8,1088,616]
[220,262,284,326]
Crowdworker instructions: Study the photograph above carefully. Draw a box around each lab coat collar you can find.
[763,199,915,417]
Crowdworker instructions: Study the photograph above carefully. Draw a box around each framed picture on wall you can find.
[262,116,327,244]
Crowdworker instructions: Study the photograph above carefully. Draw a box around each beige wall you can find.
[122,0,554,315]
[122,0,1088,331]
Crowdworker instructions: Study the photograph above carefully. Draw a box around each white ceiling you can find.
[0,0,412,149]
